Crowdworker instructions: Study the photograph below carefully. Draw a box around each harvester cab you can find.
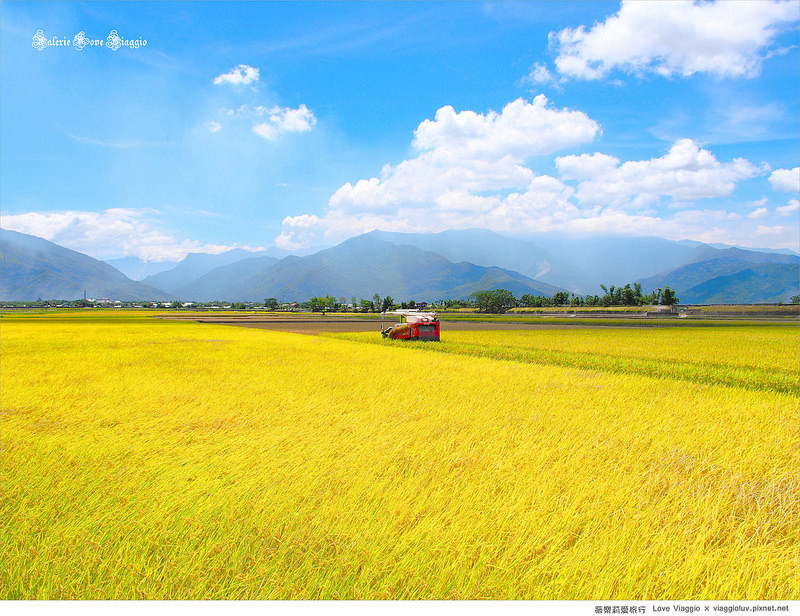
[381,310,440,341]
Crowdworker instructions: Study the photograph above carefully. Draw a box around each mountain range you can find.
[638,247,800,304]
[183,234,563,302]
[0,229,174,301]
[1,227,797,304]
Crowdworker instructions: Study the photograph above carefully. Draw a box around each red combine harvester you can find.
[381,310,440,341]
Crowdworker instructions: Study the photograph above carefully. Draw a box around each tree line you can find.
[29,285,800,313]
[470,284,679,314]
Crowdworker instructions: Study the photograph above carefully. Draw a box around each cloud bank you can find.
[278,96,599,248]
[1,209,262,263]
[276,96,787,250]
[548,0,798,80]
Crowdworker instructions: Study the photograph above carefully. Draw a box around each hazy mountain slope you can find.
[680,264,800,304]
[368,229,600,294]
[530,234,703,284]
[638,248,800,303]
[173,255,280,301]
[0,229,173,301]
[105,257,178,281]
[141,249,258,293]
[217,235,563,302]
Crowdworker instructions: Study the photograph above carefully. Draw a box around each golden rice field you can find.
[1,312,798,600]
[331,326,799,394]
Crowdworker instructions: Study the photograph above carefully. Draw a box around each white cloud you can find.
[550,1,799,80]
[1,209,261,262]
[412,96,599,160]
[213,64,260,86]
[276,105,316,133]
[210,104,317,141]
[275,214,322,250]
[747,207,769,219]
[252,123,279,140]
[756,224,787,236]
[556,139,761,208]
[253,104,316,140]
[204,120,222,133]
[777,199,800,216]
[277,97,598,248]
[523,62,557,86]
[769,167,800,192]
[328,96,597,212]
[555,152,620,180]
[276,98,792,252]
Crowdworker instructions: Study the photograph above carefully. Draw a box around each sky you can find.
[1,0,799,263]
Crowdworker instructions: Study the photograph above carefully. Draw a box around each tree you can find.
[553,291,570,306]
[791,295,800,305]
[634,282,643,303]
[264,298,279,310]
[373,294,381,312]
[381,296,394,312]
[600,284,614,306]
[661,286,679,306]
[471,289,517,313]
[650,288,662,306]
[309,295,336,312]
[622,284,636,306]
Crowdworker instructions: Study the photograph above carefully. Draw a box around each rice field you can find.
[1,312,797,600]
[330,326,799,394]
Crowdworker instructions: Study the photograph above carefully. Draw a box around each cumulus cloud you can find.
[412,96,599,159]
[523,62,557,86]
[275,96,787,251]
[274,214,322,251]
[556,139,762,209]
[747,207,769,219]
[213,64,260,86]
[550,1,798,80]
[328,96,597,212]
[204,120,222,133]
[277,96,598,248]
[777,199,800,216]
[252,104,316,140]
[0,209,261,262]
[769,167,800,192]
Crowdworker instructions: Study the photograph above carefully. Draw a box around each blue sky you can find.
[1,1,798,262]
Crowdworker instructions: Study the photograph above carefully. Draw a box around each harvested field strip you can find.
[428,342,795,394]
[327,327,799,395]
